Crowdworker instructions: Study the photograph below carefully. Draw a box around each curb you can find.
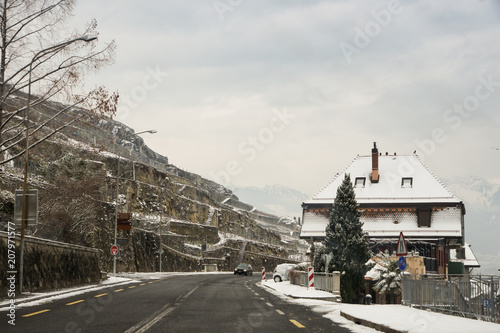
[340,311,407,333]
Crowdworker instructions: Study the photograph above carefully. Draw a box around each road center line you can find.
[94,293,108,298]
[22,309,51,317]
[114,289,124,292]
[66,300,85,306]
[124,284,200,333]
[290,319,305,328]
[266,302,273,307]
[124,306,175,333]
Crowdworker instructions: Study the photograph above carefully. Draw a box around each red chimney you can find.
[371,142,379,183]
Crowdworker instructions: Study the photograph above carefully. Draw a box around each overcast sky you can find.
[70,0,500,197]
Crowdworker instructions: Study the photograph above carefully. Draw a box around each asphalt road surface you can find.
[1,274,355,332]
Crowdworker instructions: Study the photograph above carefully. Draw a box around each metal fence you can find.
[402,274,500,323]
[290,271,341,295]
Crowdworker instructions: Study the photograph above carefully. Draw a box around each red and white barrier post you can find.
[261,267,266,281]
[308,267,314,288]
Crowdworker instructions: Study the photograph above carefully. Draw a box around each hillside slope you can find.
[0,94,304,273]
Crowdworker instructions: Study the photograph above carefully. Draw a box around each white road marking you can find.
[124,284,200,333]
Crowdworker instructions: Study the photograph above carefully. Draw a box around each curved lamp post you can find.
[113,129,156,275]
[20,34,98,294]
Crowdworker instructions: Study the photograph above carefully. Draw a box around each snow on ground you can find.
[259,280,380,333]
[259,280,500,333]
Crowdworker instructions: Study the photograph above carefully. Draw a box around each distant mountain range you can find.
[442,176,500,275]
[233,184,310,219]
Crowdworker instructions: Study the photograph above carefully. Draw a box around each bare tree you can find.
[37,153,109,246]
[0,0,118,165]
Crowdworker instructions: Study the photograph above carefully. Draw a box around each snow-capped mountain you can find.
[443,176,500,210]
[233,184,310,219]
[442,176,500,275]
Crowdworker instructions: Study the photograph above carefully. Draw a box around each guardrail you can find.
[402,274,500,323]
[290,270,341,295]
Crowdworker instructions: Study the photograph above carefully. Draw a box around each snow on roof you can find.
[305,154,462,205]
[300,211,330,238]
[450,243,481,267]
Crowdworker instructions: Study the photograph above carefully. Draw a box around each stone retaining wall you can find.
[0,232,100,297]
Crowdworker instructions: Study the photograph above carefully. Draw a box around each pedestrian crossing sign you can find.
[396,232,408,256]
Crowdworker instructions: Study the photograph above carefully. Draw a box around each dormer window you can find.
[355,177,366,188]
[401,177,413,188]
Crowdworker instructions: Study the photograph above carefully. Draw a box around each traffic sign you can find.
[396,232,408,256]
[398,256,407,271]
[110,244,119,256]
[14,189,39,226]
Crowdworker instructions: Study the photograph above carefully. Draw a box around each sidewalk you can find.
[260,280,500,333]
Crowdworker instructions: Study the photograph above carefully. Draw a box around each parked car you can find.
[234,263,253,276]
[273,263,297,282]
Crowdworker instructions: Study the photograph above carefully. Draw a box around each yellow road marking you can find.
[140,283,146,286]
[114,289,124,292]
[290,319,305,328]
[22,309,51,317]
[66,300,85,306]
[95,293,108,298]
[148,282,154,284]
[129,286,136,289]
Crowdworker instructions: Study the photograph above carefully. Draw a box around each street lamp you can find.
[19,34,98,294]
[113,130,156,275]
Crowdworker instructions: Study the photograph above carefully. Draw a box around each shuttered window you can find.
[417,207,431,227]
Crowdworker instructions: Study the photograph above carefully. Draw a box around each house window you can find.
[417,207,431,227]
[354,177,366,188]
[401,177,413,188]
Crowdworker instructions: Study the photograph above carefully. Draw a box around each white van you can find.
[272,263,296,282]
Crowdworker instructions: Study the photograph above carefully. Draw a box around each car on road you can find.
[234,263,253,276]
[273,263,297,282]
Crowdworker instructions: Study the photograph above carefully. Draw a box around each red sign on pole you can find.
[110,244,119,256]
[396,232,408,256]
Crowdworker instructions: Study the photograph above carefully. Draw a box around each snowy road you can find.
[1,273,356,332]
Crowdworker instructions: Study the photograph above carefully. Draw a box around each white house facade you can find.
[300,143,478,274]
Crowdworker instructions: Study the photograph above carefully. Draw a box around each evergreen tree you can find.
[324,174,371,303]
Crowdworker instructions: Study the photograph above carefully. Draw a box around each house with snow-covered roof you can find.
[300,143,479,275]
